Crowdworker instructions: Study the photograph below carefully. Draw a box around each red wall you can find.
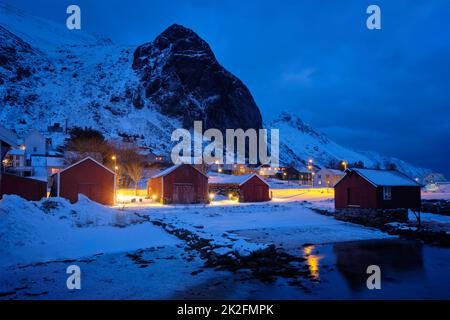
[0,173,47,201]
[335,171,421,210]
[335,172,378,208]
[57,159,115,205]
[240,175,270,202]
[148,176,163,201]
[148,164,208,204]
[375,186,421,210]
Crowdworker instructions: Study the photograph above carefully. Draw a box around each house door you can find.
[173,183,194,203]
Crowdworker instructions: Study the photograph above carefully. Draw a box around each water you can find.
[173,239,450,299]
[292,239,450,299]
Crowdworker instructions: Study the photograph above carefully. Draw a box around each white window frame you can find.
[383,186,392,200]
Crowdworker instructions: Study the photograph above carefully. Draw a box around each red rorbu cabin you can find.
[334,168,421,210]
[147,164,208,204]
[50,157,116,205]
[209,173,271,203]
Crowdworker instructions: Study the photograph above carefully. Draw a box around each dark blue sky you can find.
[8,0,450,177]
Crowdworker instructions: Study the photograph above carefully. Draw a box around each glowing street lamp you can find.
[209,193,215,201]
[342,161,347,170]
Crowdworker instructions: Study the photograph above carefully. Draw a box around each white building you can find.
[24,129,47,160]
[5,129,64,181]
[314,168,345,187]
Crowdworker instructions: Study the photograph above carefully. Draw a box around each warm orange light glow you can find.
[209,193,215,200]
[20,145,26,151]
[303,245,322,280]
[112,155,116,160]
[114,165,119,170]
[218,168,223,173]
[152,194,157,200]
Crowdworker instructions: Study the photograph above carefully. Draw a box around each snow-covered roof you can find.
[152,164,207,179]
[57,157,115,176]
[152,164,182,178]
[209,173,268,186]
[0,124,18,147]
[349,168,421,187]
[317,168,344,175]
[6,148,25,156]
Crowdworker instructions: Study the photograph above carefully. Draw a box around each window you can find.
[383,186,392,200]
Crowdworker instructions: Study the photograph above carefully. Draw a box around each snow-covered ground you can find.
[2,185,450,299]
[0,195,180,268]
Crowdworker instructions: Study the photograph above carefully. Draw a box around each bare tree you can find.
[111,142,146,194]
[123,160,144,195]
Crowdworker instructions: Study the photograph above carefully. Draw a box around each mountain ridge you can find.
[0,3,433,179]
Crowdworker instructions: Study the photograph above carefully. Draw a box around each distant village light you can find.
[111,155,116,160]
[209,193,215,200]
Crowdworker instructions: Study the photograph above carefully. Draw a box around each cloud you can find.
[281,67,316,85]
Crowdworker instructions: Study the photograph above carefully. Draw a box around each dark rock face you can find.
[0,25,36,83]
[133,24,263,130]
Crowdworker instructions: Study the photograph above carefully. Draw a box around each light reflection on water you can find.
[302,245,323,280]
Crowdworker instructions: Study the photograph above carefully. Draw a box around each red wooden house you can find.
[50,157,116,205]
[334,168,421,210]
[147,164,208,204]
[209,174,271,202]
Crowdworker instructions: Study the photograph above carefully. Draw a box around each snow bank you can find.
[0,195,179,267]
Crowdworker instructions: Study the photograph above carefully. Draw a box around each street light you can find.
[342,161,347,170]
[307,159,314,187]
[112,155,118,204]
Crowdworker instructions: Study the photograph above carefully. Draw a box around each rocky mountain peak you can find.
[152,24,214,57]
[132,24,263,131]
[272,111,329,144]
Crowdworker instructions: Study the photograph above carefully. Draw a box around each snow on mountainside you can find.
[0,3,432,178]
[0,3,103,50]
[269,112,431,179]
